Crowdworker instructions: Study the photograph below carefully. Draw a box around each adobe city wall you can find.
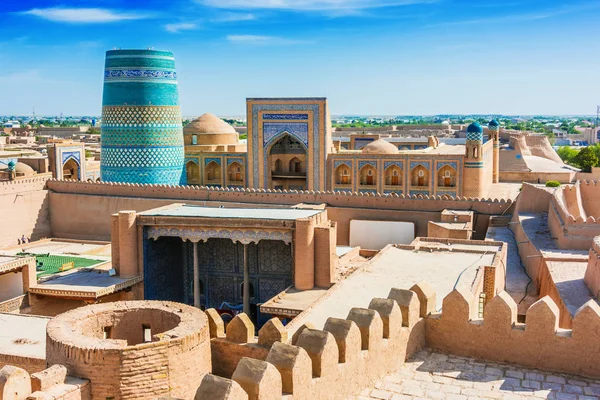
[426,289,600,379]
[585,238,600,300]
[46,180,513,244]
[0,177,50,248]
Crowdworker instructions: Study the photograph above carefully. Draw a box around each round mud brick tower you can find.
[46,301,211,399]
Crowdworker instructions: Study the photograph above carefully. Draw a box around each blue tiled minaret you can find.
[100,49,186,185]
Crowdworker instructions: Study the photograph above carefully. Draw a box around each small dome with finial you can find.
[466,122,483,141]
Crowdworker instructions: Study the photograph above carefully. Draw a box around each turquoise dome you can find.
[488,119,500,128]
[466,122,483,141]
[7,161,15,170]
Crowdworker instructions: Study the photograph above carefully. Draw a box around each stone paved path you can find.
[355,350,600,400]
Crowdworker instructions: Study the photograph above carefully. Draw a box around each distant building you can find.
[184,99,499,198]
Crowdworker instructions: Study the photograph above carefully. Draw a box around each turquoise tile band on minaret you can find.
[100,49,186,185]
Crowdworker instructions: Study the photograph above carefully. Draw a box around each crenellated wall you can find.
[195,284,600,400]
[585,238,600,300]
[426,289,600,379]
[548,181,600,250]
[195,286,429,400]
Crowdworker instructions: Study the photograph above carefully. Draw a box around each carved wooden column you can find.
[243,243,250,315]
[193,240,200,308]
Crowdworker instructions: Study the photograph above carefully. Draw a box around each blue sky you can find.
[0,0,599,116]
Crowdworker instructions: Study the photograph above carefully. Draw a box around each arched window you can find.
[289,157,303,173]
[335,164,351,185]
[411,166,429,187]
[437,166,456,187]
[359,165,376,186]
[274,159,282,173]
[186,161,200,182]
[385,165,402,186]
[227,162,243,183]
[473,147,478,158]
[204,161,220,183]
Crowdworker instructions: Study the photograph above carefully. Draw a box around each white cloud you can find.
[201,0,433,10]
[226,34,311,45]
[211,12,256,22]
[164,22,199,33]
[21,7,150,23]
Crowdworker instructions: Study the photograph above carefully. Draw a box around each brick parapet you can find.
[426,289,600,379]
[198,287,427,400]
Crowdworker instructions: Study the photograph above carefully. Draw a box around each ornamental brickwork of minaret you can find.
[488,119,500,183]
[463,122,484,198]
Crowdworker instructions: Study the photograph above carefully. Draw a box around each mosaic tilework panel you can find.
[101,166,186,185]
[410,161,430,170]
[384,161,403,170]
[358,161,377,170]
[384,190,403,194]
[263,113,308,120]
[102,127,183,147]
[227,158,244,165]
[466,131,483,141]
[102,106,182,127]
[334,160,352,169]
[104,69,177,81]
[61,151,81,165]
[205,158,221,166]
[101,147,184,168]
[262,123,309,147]
[436,161,458,171]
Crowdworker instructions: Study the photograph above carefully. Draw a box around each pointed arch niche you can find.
[267,133,307,190]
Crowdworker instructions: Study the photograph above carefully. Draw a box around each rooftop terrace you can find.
[139,205,324,220]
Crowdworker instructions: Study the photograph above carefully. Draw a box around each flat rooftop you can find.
[524,155,579,173]
[0,314,48,359]
[31,270,142,299]
[140,205,323,220]
[288,244,495,333]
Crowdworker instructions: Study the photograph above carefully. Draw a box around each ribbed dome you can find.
[183,113,236,135]
[15,162,34,175]
[361,139,399,155]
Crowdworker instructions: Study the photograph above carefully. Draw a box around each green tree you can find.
[556,146,579,164]
[574,146,599,172]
